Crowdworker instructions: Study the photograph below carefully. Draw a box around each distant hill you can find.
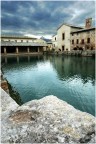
[40,36,51,42]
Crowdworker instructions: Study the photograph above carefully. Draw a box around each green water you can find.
[1,55,95,116]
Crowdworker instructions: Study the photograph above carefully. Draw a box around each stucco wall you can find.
[52,35,57,51]
[57,25,71,51]
[57,25,82,51]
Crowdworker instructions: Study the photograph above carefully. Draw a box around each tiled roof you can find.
[1,41,47,46]
[71,27,95,33]
[1,35,37,39]
[52,34,57,37]
[47,41,52,44]
[57,23,83,30]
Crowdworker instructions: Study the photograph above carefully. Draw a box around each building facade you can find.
[71,28,95,50]
[1,35,47,54]
[36,38,48,51]
[52,18,95,52]
[46,41,53,51]
[34,38,47,44]
[1,35,37,43]
[57,24,82,51]
[52,34,57,51]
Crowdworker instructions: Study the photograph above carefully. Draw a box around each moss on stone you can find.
[7,81,23,105]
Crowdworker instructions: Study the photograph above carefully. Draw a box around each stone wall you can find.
[71,29,95,50]
[1,88,95,143]
[1,80,9,93]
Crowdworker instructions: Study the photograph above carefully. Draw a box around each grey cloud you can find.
[1,1,95,37]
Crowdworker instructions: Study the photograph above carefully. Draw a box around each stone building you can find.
[57,24,82,51]
[52,18,95,52]
[34,38,46,44]
[52,34,57,51]
[1,35,37,43]
[71,28,95,51]
[34,38,47,51]
[46,41,53,51]
[1,35,47,54]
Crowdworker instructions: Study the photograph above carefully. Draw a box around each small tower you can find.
[85,18,92,29]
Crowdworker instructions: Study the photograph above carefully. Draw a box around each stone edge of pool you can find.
[1,87,96,143]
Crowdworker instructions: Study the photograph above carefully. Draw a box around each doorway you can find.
[62,45,65,51]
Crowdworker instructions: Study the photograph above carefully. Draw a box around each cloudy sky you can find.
[1,1,95,39]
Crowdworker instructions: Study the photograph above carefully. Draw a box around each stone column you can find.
[43,47,45,51]
[38,47,40,53]
[4,47,7,54]
[27,47,30,53]
[16,47,19,54]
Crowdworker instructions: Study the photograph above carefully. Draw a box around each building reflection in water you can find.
[2,55,95,84]
[17,56,19,64]
[1,55,95,116]
[28,56,30,62]
[2,55,44,64]
[2,55,95,85]
[48,55,95,85]
[5,57,7,64]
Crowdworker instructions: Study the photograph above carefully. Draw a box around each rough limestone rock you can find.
[1,88,95,143]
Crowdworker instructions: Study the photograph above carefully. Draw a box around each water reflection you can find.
[28,56,30,62]
[1,55,95,116]
[5,57,8,64]
[2,55,95,85]
[17,56,19,64]
[2,55,42,64]
[48,55,95,85]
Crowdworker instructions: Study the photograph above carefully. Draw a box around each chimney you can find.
[85,18,92,29]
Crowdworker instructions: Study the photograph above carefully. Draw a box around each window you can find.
[55,37,56,41]
[87,38,90,43]
[77,39,79,44]
[62,45,64,51]
[81,39,84,44]
[72,40,74,44]
[62,33,65,40]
